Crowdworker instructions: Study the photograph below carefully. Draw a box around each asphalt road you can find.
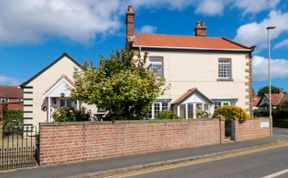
[131,146,288,178]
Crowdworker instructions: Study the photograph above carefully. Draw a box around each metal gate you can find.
[225,120,235,140]
[0,125,37,170]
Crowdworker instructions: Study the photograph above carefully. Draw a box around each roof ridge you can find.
[135,33,223,39]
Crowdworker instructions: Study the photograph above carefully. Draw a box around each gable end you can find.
[20,52,81,88]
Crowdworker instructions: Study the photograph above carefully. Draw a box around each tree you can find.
[257,86,282,96]
[279,101,288,110]
[71,50,166,120]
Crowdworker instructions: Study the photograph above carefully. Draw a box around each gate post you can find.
[233,117,239,141]
[217,115,225,144]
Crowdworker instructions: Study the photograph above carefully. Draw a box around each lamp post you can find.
[266,26,276,136]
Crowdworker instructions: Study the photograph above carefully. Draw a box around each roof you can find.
[20,52,81,88]
[253,92,261,107]
[263,93,288,106]
[172,88,213,105]
[0,85,23,98]
[133,34,253,51]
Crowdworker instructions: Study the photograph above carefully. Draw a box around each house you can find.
[253,91,260,110]
[20,53,97,128]
[257,90,288,110]
[125,5,255,119]
[0,85,23,110]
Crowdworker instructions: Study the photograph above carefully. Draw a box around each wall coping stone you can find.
[39,118,219,127]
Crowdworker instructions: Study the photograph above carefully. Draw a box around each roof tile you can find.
[133,34,251,50]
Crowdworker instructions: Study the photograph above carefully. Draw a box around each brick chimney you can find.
[126,5,135,50]
[194,21,207,37]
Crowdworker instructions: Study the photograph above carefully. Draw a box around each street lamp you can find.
[266,26,276,136]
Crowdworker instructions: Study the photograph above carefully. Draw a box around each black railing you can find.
[0,125,37,170]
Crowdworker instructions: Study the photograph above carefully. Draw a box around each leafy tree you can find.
[71,50,166,120]
[257,86,282,96]
[279,101,288,110]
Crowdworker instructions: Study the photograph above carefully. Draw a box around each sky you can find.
[0,0,287,92]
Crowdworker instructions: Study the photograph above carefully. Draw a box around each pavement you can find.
[129,144,288,178]
[1,128,288,178]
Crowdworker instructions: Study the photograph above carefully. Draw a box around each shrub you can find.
[196,109,210,119]
[254,109,288,121]
[156,110,178,120]
[53,107,91,122]
[3,109,23,130]
[53,107,77,122]
[213,105,249,121]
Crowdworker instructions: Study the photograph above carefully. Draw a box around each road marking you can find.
[262,169,288,178]
[102,142,288,178]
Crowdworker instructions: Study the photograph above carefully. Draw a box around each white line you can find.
[262,169,288,178]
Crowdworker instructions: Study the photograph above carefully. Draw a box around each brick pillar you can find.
[0,122,3,138]
[0,104,4,122]
[233,118,239,141]
[218,116,226,144]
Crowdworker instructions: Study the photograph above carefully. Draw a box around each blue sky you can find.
[0,0,287,92]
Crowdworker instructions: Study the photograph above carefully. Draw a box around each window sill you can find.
[217,78,234,82]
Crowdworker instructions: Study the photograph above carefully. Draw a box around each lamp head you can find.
[266,26,276,30]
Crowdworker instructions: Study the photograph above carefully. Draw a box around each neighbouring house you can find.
[20,53,97,128]
[257,90,288,110]
[253,91,260,110]
[125,5,255,119]
[0,85,23,110]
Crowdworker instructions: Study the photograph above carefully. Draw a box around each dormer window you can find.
[149,57,164,77]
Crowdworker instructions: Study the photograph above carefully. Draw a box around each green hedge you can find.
[156,110,178,120]
[254,109,288,121]
[3,110,23,130]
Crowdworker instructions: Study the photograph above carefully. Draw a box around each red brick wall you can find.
[0,104,6,122]
[234,118,271,141]
[40,119,223,166]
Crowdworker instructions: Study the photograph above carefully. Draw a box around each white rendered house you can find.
[125,5,254,119]
[20,53,97,128]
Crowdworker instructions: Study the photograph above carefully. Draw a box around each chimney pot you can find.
[201,21,206,27]
[128,4,134,13]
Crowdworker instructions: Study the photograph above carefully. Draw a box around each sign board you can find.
[260,122,270,128]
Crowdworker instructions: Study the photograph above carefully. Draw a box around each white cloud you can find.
[0,0,123,44]
[134,0,196,10]
[234,0,280,15]
[0,75,20,85]
[253,55,288,81]
[195,0,228,16]
[136,25,157,34]
[234,11,288,49]
[274,39,288,49]
[0,0,285,45]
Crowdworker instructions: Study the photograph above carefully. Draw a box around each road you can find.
[130,145,288,178]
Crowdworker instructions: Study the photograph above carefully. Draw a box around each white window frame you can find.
[148,101,170,119]
[214,101,231,109]
[57,98,76,110]
[149,56,164,77]
[222,101,231,106]
[218,58,232,79]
